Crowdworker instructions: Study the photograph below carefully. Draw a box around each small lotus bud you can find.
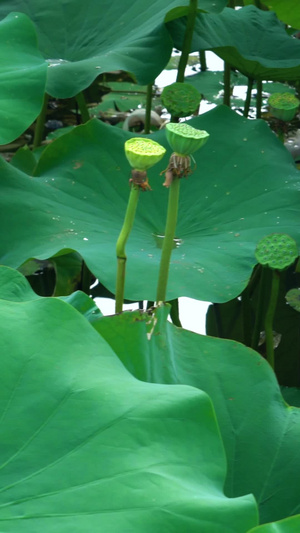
[268,92,299,122]
[161,82,201,118]
[255,233,298,270]
[124,138,166,171]
[165,122,209,157]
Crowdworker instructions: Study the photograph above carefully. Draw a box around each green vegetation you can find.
[0,1,299,531]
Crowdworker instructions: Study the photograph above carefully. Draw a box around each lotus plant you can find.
[254,233,298,369]
[115,137,166,313]
[268,92,300,143]
[156,123,209,303]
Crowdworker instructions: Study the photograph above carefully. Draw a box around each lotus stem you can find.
[241,265,261,347]
[277,129,285,143]
[76,91,90,123]
[244,77,254,118]
[199,50,207,71]
[80,261,92,295]
[223,62,231,107]
[256,79,263,119]
[264,269,280,370]
[115,185,140,313]
[33,92,49,148]
[168,298,182,327]
[176,0,198,84]
[213,303,224,338]
[144,83,153,134]
[251,266,268,350]
[156,123,209,303]
[156,177,180,303]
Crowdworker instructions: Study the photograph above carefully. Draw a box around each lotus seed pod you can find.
[166,122,209,156]
[268,92,299,122]
[255,233,298,270]
[124,138,166,171]
[285,288,300,312]
[161,82,201,118]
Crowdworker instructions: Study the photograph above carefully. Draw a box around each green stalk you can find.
[80,261,92,295]
[156,177,180,303]
[213,303,224,338]
[33,93,49,148]
[144,83,153,134]
[176,0,198,83]
[264,269,280,370]
[241,264,261,346]
[243,77,254,118]
[39,266,54,296]
[277,128,285,144]
[75,91,90,123]
[115,185,140,313]
[199,50,207,71]
[256,79,263,119]
[146,300,154,310]
[223,62,231,107]
[168,298,182,327]
[251,266,269,350]
[241,288,253,347]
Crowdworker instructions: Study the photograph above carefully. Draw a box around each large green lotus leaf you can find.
[1,105,299,303]
[168,5,300,81]
[94,306,300,523]
[0,264,101,321]
[0,265,39,302]
[248,515,300,533]
[0,0,226,99]
[0,276,258,532]
[0,12,47,144]
[261,0,300,29]
[10,146,38,176]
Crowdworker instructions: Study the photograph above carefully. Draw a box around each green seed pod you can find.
[166,122,209,156]
[268,92,299,122]
[285,288,300,312]
[124,138,166,171]
[255,233,298,270]
[161,82,202,118]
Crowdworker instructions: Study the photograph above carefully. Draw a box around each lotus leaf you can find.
[0,0,227,98]
[94,306,300,524]
[248,514,300,532]
[0,12,47,144]
[0,266,257,532]
[0,106,299,303]
[261,0,300,29]
[168,6,300,81]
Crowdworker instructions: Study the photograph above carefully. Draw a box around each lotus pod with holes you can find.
[255,233,298,270]
[124,138,166,171]
[165,122,209,157]
[268,92,300,122]
[161,82,201,118]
